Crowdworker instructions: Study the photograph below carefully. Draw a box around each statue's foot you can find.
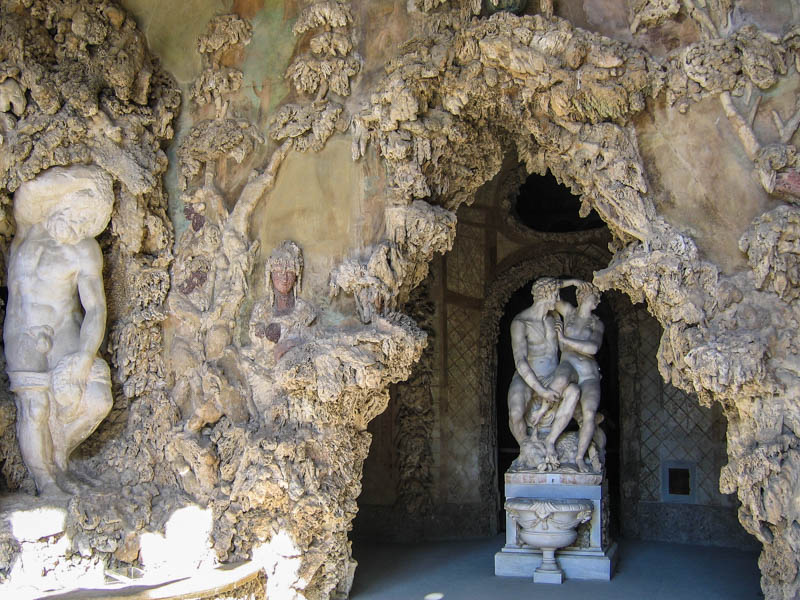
[576,457,590,473]
[543,450,560,472]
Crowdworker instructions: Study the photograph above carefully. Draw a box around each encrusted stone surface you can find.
[1,1,800,599]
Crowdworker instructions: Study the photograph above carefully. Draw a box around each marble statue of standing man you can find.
[5,165,114,495]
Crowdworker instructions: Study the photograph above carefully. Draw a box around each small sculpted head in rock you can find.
[266,240,303,306]
[272,269,297,295]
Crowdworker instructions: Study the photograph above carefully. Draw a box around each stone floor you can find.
[350,535,762,600]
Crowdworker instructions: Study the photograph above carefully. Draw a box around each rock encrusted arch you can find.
[1,3,799,600]
[338,8,800,600]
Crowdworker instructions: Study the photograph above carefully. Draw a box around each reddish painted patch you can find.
[178,270,209,295]
[775,169,800,200]
[184,204,206,232]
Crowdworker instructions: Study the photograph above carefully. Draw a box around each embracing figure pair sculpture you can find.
[508,277,605,473]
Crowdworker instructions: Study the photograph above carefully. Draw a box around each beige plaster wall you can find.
[636,97,779,273]
[554,0,792,276]
[121,1,402,304]
[250,136,383,298]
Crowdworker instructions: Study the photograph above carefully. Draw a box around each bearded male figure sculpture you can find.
[4,165,114,495]
[507,277,580,447]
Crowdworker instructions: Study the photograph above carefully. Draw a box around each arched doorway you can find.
[355,167,752,551]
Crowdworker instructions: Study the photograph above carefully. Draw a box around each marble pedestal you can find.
[495,470,617,581]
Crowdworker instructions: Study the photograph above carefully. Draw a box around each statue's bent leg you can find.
[14,388,60,494]
[542,366,579,468]
[544,386,580,469]
[56,359,113,470]
[575,379,601,473]
[508,373,532,445]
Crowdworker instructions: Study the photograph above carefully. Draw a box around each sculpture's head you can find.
[531,277,559,310]
[266,240,303,304]
[15,165,114,244]
[576,281,601,311]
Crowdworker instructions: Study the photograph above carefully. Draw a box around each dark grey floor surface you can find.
[350,535,762,600]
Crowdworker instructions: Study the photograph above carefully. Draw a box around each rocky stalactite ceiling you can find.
[0,1,799,599]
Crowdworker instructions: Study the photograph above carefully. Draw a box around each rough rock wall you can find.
[0,0,181,559]
[161,6,432,599]
[0,4,427,599]
[2,1,800,599]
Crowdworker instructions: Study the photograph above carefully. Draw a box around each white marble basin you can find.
[505,497,593,583]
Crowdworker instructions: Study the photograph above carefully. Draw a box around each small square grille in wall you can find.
[660,460,696,504]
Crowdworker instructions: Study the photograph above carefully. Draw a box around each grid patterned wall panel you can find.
[447,222,485,298]
[636,317,727,506]
[444,304,482,503]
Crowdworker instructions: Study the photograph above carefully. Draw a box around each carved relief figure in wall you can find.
[507,277,580,446]
[4,165,114,495]
[247,240,317,367]
[542,280,605,473]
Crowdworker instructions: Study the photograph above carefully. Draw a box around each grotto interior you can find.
[0,1,799,599]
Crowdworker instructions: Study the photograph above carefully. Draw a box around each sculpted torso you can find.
[5,228,102,373]
[560,311,602,383]
[3,165,113,495]
[511,308,559,380]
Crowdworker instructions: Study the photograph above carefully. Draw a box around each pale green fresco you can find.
[121,0,222,85]
[240,2,298,117]
[123,1,301,232]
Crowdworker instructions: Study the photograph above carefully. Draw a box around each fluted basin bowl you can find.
[518,524,578,550]
[505,497,593,549]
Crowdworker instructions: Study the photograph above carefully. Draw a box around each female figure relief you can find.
[248,240,316,365]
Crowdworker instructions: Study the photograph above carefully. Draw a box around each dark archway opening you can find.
[495,170,620,537]
[514,171,605,232]
[495,282,621,539]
